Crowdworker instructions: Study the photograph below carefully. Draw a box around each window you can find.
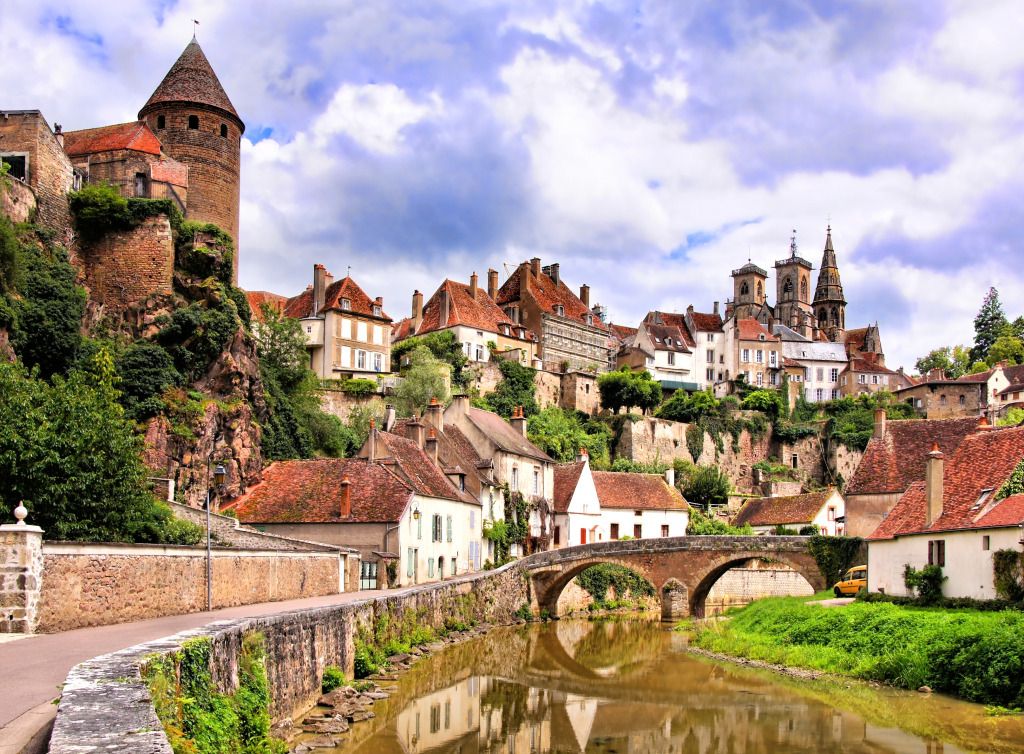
[859,374,867,384]
[156,115,166,129]
[706,350,715,363]
[791,454,799,469]
[408,548,414,576]
[511,467,518,491]
[830,368,839,382]
[872,375,879,385]
[417,514,422,539]
[633,523,642,539]
[769,351,778,368]
[553,526,561,545]
[432,514,441,542]
[755,350,764,364]
[556,305,564,316]
[770,372,778,386]
[661,524,670,537]
[756,372,763,387]
[306,326,312,334]
[841,376,847,386]
[359,560,378,590]
[341,318,352,338]
[373,305,381,317]
[983,535,990,551]
[610,523,619,540]
[927,539,946,567]
[469,510,475,530]
[634,509,643,517]
[341,298,351,311]
[827,507,836,521]
[741,349,750,363]
[220,123,228,137]
[533,469,540,495]
[832,389,841,400]
[817,367,825,381]
[476,345,484,361]
[960,394,965,405]
[357,321,367,341]
[374,352,383,372]
[667,352,675,366]
[188,115,199,129]
[428,558,434,578]
[816,388,825,401]
[706,368,715,381]
[357,350,366,369]
[1,154,28,182]
[940,395,947,406]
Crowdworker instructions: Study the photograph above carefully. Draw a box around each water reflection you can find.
[323,619,1024,754]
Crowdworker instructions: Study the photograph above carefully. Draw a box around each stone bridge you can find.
[518,536,825,619]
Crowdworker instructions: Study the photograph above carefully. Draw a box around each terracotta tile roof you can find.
[373,431,476,503]
[390,420,493,487]
[283,276,390,321]
[609,323,638,344]
[736,318,778,342]
[414,280,536,341]
[689,311,724,333]
[843,357,896,375]
[140,39,242,126]
[443,424,489,470]
[467,406,554,463]
[732,490,835,527]
[646,324,691,353]
[244,290,288,322]
[869,425,1024,539]
[847,417,980,496]
[591,471,689,510]
[233,458,412,524]
[643,312,696,348]
[62,122,163,157]
[843,328,868,352]
[497,264,608,332]
[553,461,587,514]
[957,369,993,383]
[391,317,414,341]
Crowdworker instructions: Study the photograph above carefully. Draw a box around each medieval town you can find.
[2,8,1024,754]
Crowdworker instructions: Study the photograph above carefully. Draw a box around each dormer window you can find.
[654,338,661,343]
[759,334,765,341]
[586,314,593,325]
[556,305,564,317]
[341,299,351,311]
[373,305,381,316]
[972,489,995,510]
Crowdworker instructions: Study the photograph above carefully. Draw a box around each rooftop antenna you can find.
[191,19,200,39]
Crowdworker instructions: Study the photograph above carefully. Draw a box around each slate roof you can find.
[245,290,288,321]
[732,490,836,527]
[736,318,777,342]
[591,471,688,510]
[232,458,413,524]
[284,276,390,321]
[869,425,1024,539]
[553,461,587,514]
[410,279,536,341]
[773,324,810,342]
[62,122,163,157]
[781,339,848,362]
[846,417,980,496]
[497,264,608,332]
[466,407,554,463]
[140,39,243,127]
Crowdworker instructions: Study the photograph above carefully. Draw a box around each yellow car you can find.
[833,565,867,597]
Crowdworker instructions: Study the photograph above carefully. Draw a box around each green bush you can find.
[904,564,947,605]
[686,508,753,535]
[808,536,865,588]
[161,514,205,545]
[176,221,235,285]
[682,465,731,509]
[321,666,346,693]
[342,378,378,396]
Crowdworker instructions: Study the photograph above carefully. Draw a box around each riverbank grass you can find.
[688,596,1024,707]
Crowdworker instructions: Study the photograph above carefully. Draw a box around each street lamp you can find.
[205,461,228,612]
[413,505,421,520]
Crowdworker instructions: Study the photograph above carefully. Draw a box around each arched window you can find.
[819,309,828,327]
[831,308,839,326]
[783,277,793,295]
[188,115,199,129]
[220,123,228,137]
[156,115,165,129]
[740,281,749,295]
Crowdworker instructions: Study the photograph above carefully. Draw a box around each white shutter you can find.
[373,325,383,345]
[357,322,367,341]
[341,318,352,338]
[341,346,350,367]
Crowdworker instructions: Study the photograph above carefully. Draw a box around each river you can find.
[298,618,1024,753]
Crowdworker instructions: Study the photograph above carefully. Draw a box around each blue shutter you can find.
[417,513,422,539]
[407,548,413,577]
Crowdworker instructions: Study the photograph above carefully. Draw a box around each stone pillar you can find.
[661,578,688,621]
[0,504,44,634]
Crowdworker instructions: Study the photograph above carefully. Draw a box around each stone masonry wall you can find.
[0,524,43,633]
[0,176,35,223]
[81,214,174,309]
[705,562,814,612]
[36,543,344,633]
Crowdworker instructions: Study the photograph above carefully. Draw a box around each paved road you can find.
[0,587,403,751]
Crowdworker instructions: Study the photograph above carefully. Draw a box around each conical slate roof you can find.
[813,226,845,305]
[139,40,243,128]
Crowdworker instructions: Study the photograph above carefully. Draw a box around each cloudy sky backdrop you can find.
[6,0,1024,369]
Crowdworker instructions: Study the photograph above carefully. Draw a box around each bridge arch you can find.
[687,552,823,618]
[530,557,655,618]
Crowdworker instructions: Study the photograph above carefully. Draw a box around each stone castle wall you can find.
[1,176,36,223]
[81,214,175,309]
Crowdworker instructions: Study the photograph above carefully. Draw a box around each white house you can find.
[775,324,848,402]
[867,425,1024,600]
[732,489,845,535]
[552,450,690,546]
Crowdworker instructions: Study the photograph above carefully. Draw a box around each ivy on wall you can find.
[808,535,865,588]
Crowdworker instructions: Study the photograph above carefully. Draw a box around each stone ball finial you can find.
[13,502,28,526]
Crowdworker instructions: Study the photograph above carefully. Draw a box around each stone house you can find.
[682,306,727,389]
[956,363,1024,420]
[845,411,982,538]
[552,449,689,546]
[392,272,539,365]
[894,371,984,419]
[285,265,392,380]
[840,355,897,396]
[496,258,613,373]
[732,488,845,535]
[443,396,556,553]
[775,324,847,402]
[867,424,1024,600]
[616,320,698,392]
[0,110,76,236]
[231,429,481,589]
[725,317,781,390]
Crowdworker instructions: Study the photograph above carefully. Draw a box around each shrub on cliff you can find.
[479,358,539,418]
[527,407,612,465]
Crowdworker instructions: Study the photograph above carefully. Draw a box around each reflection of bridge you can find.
[517,536,824,619]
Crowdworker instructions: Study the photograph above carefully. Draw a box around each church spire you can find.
[812,225,846,341]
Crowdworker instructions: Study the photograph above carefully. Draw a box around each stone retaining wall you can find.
[36,542,351,632]
[706,564,814,612]
[48,564,530,753]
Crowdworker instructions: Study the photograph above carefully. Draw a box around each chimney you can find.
[530,257,541,277]
[54,123,63,148]
[449,394,470,418]
[550,263,560,286]
[408,415,426,449]
[412,290,423,331]
[686,304,694,315]
[470,272,478,300]
[325,269,334,289]
[510,406,528,437]
[426,428,439,466]
[367,420,376,461]
[874,408,887,440]
[488,269,499,300]
[384,404,397,432]
[424,397,444,434]
[580,284,590,307]
[576,447,588,463]
[713,301,720,315]
[340,477,352,518]
[440,287,451,328]
[665,467,675,488]
[313,264,326,316]
[924,443,943,527]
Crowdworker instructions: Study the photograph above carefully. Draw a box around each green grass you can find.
[689,596,1024,707]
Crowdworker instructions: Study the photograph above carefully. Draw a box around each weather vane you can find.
[191,19,200,39]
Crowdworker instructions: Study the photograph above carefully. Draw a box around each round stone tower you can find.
[139,39,245,282]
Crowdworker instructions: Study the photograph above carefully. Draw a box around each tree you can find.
[972,287,1007,362]
[655,388,719,423]
[526,407,612,466]
[0,214,19,295]
[741,389,786,418]
[686,507,752,535]
[393,345,450,416]
[597,366,662,414]
[987,335,1024,367]
[915,345,972,379]
[392,330,470,386]
[481,359,539,418]
[969,361,990,375]
[682,465,731,510]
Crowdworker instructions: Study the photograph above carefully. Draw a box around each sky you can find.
[4,0,1024,371]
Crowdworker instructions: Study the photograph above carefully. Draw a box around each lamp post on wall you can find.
[205,462,227,612]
